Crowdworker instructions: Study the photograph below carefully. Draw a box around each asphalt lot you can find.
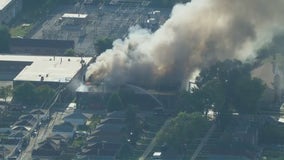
[31,3,170,55]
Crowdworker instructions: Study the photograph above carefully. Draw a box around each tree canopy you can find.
[0,85,12,102]
[13,82,55,106]
[179,60,265,117]
[0,25,11,53]
[157,112,209,152]
[95,37,113,54]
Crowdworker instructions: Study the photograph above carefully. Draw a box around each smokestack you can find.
[86,0,284,90]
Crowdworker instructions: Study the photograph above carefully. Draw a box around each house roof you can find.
[9,130,27,138]
[53,122,74,132]
[106,111,126,119]
[80,142,121,156]
[87,135,124,144]
[0,138,20,145]
[13,119,36,127]
[48,134,67,141]
[95,123,126,132]
[33,139,62,156]
[11,126,31,132]
[11,38,74,49]
[100,118,125,124]
[0,54,92,83]
[30,109,47,115]
[19,114,37,121]
[91,129,125,137]
[64,111,88,120]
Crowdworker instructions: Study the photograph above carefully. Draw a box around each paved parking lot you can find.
[32,3,170,55]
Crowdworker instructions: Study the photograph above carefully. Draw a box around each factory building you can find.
[0,54,93,89]
[0,0,22,24]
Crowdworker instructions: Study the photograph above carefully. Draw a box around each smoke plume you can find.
[86,0,284,90]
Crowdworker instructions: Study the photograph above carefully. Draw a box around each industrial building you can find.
[0,54,93,88]
[10,38,75,55]
[0,0,22,24]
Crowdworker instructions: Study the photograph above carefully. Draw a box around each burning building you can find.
[85,0,284,92]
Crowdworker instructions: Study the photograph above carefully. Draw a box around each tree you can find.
[13,82,36,106]
[95,37,113,54]
[193,60,265,116]
[0,25,11,52]
[34,85,55,105]
[0,85,12,102]
[157,112,209,152]
[64,48,76,56]
[13,82,55,106]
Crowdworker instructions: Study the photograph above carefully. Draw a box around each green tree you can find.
[34,85,55,105]
[0,25,10,52]
[95,37,113,54]
[64,48,76,56]
[193,60,265,116]
[13,82,56,106]
[0,85,12,102]
[13,82,36,106]
[157,112,209,152]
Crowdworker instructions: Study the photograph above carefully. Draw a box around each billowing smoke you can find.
[86,0,284,90]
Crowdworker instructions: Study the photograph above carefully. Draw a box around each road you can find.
[190,124,216,160]
[139,119,170,160]
[18,112,63,160]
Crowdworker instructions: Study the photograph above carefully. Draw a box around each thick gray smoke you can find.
[86,0,284,90]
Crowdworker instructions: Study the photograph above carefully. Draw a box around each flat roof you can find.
[62,13,88,19]
[0,55,92,83]
[0,0,11,10]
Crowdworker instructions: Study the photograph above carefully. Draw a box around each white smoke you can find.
[86,0,284,90]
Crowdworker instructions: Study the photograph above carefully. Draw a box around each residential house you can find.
[231,116,258,146]
[9,131,27,140]
[0,146,10,159]
[0,138,20,156]
[76,110,128,159]
[12,119,36,128]
[52,122,74,139]
[77,142,122,160]
[32,139,63,160]
[19,114,37,122]
[106,111,126,119]
[30,109,49,121]
[11,126,31,132]
[100,118,125,125]
[63,110,88,126]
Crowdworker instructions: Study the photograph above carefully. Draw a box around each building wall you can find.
[0,0,22,24]
[10,46,70,55]
[0,61,31,81]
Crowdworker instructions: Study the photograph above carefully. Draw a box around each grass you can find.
[10,24,33,38]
